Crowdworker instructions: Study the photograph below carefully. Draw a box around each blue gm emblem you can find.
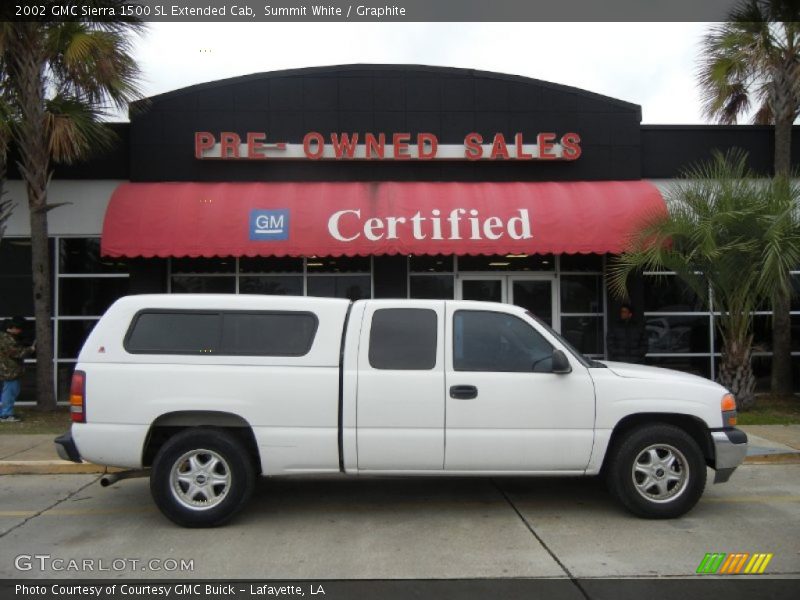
[250,209,289,241]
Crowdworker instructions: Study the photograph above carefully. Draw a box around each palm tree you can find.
[0,60,14,241]
[0,7,144,409]
[609,151,800,409]
[698,0,800,396]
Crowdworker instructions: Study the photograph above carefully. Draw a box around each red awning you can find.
[101,181,666,258]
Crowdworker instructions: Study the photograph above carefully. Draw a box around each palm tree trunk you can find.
[719,341,756,409]
[10,30,56,410]
[771,118,794,396]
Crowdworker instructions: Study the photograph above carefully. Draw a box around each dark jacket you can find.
[0,331,33,381]
[606,318,649,364]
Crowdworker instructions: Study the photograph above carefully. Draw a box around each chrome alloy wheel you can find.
[631,444,689,503]
[169,449,232,510]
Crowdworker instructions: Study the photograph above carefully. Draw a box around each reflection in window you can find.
[646,315,710,354]
[171,276,236,294]
[239,276,303,296]
[307,275,370,300]
[561,316,603,355]
[644,275,704,312]
[560,275,602,313]
[454,310,553,373]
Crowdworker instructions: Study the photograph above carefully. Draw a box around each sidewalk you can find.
[0,426,799,475]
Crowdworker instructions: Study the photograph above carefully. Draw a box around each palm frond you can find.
[45,95,114,164]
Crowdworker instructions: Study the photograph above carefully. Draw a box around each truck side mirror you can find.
[552,349,572,374]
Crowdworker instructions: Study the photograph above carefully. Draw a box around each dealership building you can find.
[3,64,799,401]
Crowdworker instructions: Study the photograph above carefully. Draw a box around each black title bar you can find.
[2,0,740,22]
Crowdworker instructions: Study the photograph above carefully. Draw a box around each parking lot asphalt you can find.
[0,464,798,580]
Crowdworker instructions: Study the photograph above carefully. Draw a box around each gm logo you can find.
[250,209,289,241]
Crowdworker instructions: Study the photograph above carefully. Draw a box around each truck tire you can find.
[606,423,706,519]
[150,428,255,527]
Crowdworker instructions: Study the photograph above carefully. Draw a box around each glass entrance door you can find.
[457,274,558,329]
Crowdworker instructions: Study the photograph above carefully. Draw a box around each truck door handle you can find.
[450,385,478,400]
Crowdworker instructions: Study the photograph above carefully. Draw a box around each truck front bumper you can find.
[711,428,748,483]
[54,430,82,463]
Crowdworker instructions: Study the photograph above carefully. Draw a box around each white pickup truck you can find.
[56,294,747,527]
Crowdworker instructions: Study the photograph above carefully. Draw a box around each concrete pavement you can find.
[1,466,799,579]
[0,425,798,475]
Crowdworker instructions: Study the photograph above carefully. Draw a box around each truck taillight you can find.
[70,370,86,423]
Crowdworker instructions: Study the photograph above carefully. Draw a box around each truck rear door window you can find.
[125,310,318,356]
[369,308,437,370]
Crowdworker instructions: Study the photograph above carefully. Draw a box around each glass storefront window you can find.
[560,275,603,313]
[560,254,603,272]
[305,256,370,273]
[57,363,77,404]
[561,316,604,355]
[409,275,454,299]
[58,320,98,359]
[239,276,303,296]
[171,276,236,294]
[458,254,554,272]
[0,238,53,317]
[307,275,371,300]
[59,277,130,316]
[646,315,710,354]
[643,274,704,312]
[171,257,236,274]
[409,255,454,273]
[239,257,303,273]
[60,238,127,273]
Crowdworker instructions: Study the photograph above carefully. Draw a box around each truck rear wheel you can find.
[606,423,706,519]
[150,428,255,527]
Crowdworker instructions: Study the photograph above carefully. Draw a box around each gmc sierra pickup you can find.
[55,294,747,527]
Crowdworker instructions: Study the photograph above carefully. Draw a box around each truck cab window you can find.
[369,308,438,370]
[453,310,554,372]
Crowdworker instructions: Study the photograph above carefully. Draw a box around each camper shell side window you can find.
[123,309,318,356]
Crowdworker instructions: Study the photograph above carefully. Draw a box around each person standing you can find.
[0,317,35,423]
[606,303,649,364]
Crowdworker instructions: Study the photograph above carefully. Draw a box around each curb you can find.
[0,461,123,475]
[1,455,798,475]
[743,453,800,465]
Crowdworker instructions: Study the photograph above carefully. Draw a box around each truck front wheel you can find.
[150,428,255,527]
[606,423,706,519]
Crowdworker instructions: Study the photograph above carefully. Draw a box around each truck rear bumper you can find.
[54,430,82,463]
[711,428,748,483]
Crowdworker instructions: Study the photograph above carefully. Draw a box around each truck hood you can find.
[600,361,717,386]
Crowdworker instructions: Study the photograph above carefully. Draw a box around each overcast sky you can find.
[128,22,715,124]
